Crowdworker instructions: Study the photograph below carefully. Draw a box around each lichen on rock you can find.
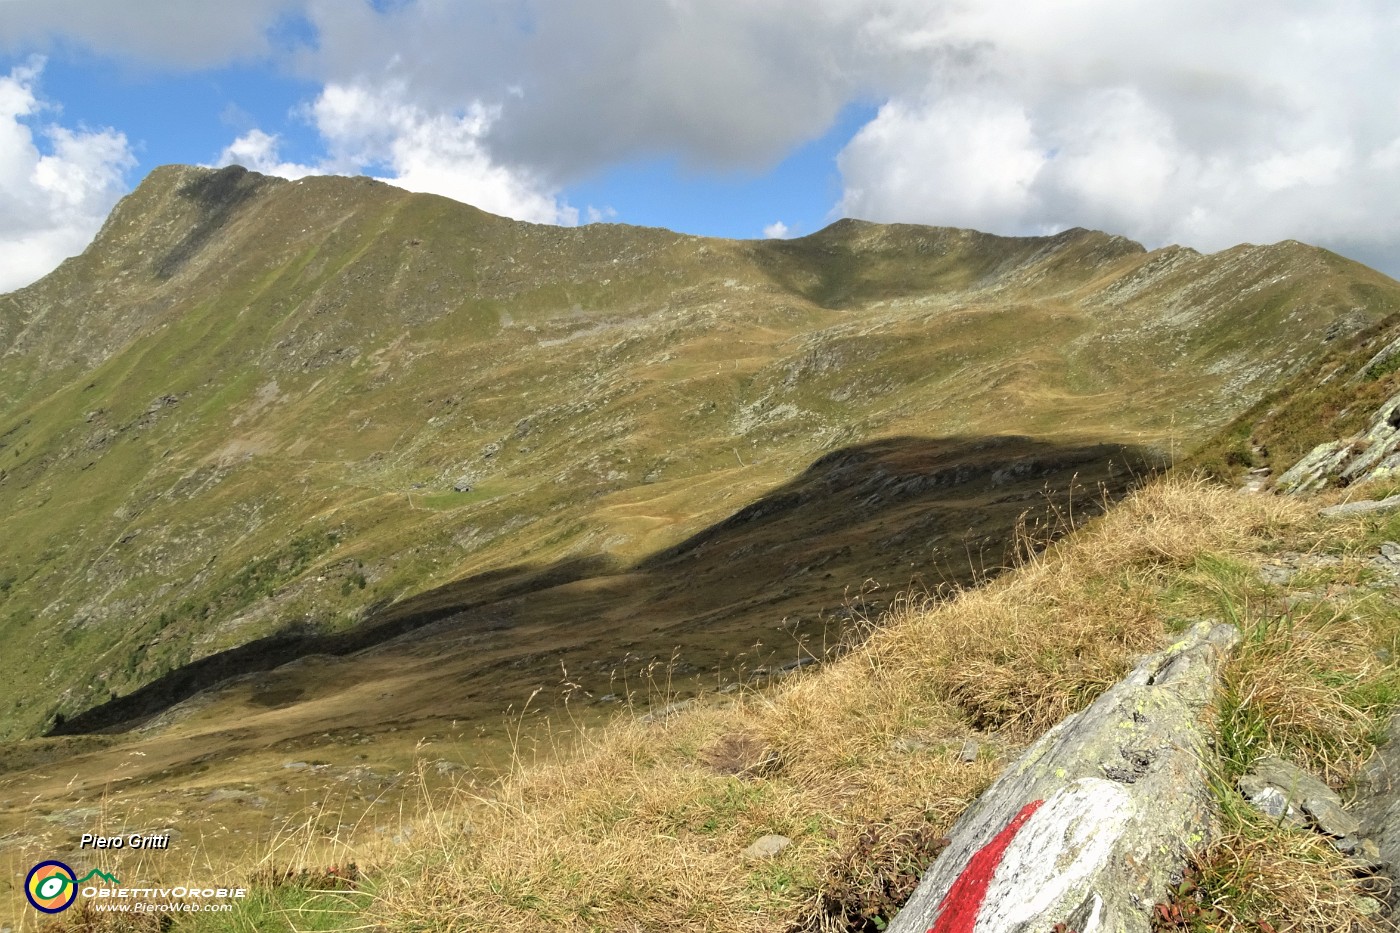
[888,621,1238,933]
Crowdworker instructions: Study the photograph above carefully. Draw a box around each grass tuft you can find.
[1181,785,1388,933]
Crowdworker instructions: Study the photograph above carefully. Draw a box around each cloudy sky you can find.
[1,0,1399,291]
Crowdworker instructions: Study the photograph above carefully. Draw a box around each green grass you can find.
[1215,570,1400,786]
[1183,778,1374,933]
[176,884,371,933]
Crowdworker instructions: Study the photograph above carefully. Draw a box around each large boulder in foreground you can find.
[888,621,1238,933]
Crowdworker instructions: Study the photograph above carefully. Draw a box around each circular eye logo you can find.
[26,860,78,913]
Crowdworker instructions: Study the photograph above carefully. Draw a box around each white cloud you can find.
[839,95,1043,233]
[833,0,1400,267]
[763,220,790,239]
[298,0,883,178]
[585,205,618,224]
[217,81,577,226]
[217,128,318,179]
[1252,145,1349,193]
[0,0,305,69]
[0,58,134,292]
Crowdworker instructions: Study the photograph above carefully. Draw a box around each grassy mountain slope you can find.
[4,167,1400,902]
[2,165,1395,747]
[340,478,1393,933]
[1190,311,1400,486]
[29,476,1400,933]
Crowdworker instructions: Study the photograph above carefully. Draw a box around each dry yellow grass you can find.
[44,474,1387,933]
[1194,807,1383,933]
[355,477,1339,932]
[45,475,1390,932]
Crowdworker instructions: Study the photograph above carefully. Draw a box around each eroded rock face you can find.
[888,621,1238,933]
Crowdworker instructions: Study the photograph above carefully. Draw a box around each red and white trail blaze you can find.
[926,799,1044,933]
[926,778,1134,933]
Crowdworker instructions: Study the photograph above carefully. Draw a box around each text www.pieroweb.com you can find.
[90,900,233,914]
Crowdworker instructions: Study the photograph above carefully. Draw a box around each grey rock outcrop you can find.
[1356,335,1400,384]
[888,621,1238,933]
[1353,718,1400,906]
[1277,440,1357,494]
[1238,757,1360,838]
[1319,496,1400,519]
[1276,391,1400,493]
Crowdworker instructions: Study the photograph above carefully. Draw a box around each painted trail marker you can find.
[889,621,1239,933]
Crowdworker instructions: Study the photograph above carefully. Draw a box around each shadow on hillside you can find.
[50,434,1162,736]
[155,165,275,280]
[48,555,617,736]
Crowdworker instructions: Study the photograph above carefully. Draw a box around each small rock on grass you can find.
[742,835,792,859]
[1241,785,1307,828]
[1335,836,1384,870]
[639,699,694,723]
[1239,757,1361,839]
